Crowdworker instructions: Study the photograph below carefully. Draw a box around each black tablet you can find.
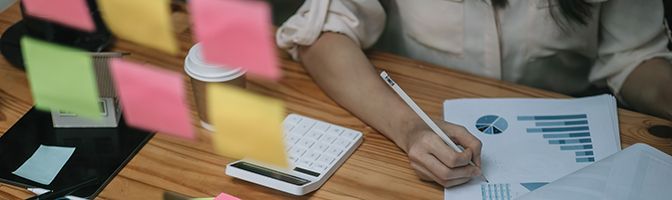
[0,108,153,198]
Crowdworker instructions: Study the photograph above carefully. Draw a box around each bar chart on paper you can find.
[443,95,621,200]
[480,182,548,200]
[518,114,595,163]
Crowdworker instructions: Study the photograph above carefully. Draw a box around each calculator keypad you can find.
[283,115,362,175]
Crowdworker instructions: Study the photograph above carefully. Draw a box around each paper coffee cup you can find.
[185,43,246,131]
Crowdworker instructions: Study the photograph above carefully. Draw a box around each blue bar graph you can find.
[560,144,593,150]
[481,183,511,200]
[489,184,492,199]
[542,132,591,139]
[506,185,510,200]
[518,113,595,163]
[576,157,595,163]
[535,120,588,126]
[575,151,594,156]
[518,114,587,121]
[548,138,592,144]
[527,126,589,133]
[481,184,485,199]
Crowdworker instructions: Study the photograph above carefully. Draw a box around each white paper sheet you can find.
[442,95,621,200]
[518,143,672,200]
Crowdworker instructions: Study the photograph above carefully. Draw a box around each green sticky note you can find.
[21,37,101,119]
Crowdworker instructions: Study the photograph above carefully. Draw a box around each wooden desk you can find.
[1,3,671,200]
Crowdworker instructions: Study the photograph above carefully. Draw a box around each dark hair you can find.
[491,0,594,26]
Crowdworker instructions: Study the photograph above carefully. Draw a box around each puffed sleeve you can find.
[589,0,672,94]
[275,0,386,61]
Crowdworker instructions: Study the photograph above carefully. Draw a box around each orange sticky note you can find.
[22,0,95,32]
[110,59,194,139]
[190,0,279,80]
[97,0,179,54]
[207,84,288,168]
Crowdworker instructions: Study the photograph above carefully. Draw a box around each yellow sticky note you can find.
[207,84,288,168]
[97,0,178,54]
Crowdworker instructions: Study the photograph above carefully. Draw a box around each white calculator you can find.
[225,114,363,195]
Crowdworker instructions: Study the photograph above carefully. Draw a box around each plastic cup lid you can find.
[184,43,245,82]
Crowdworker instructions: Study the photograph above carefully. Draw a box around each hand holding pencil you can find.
[380,71,489,185]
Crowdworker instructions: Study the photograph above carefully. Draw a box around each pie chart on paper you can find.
[475,115,508,135]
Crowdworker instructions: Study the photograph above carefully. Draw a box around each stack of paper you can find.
[518,143,672,200]
[442,94,621,200]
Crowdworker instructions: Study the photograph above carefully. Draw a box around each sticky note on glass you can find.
[22,0,95,32]
[207,85,288,168]
[13,145,76,185]
[110,59,194,139]
[190,192,239,200]
[214,193,240,200]
[21,37,102,119]
[190,0,279,80]
[97,0,178,54]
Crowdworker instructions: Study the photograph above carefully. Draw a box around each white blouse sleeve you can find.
[589,0,672,94]
[275,0,386,61]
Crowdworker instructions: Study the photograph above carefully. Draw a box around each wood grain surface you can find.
[0,2,670,200]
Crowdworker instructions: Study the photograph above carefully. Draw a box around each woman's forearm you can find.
[297,32,487,187]
[298,32,419,151]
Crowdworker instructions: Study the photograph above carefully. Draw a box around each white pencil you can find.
[380,71,489,183]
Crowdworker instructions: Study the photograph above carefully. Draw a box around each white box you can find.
[51,52,126,128]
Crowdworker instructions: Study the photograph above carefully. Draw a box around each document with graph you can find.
[442,94,621,200]
[518,143,672,200]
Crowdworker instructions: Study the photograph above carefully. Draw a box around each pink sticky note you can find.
[214,192,240,200]
[109,59,194,139]
[190,0,279,80]
[22,0,95,32]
